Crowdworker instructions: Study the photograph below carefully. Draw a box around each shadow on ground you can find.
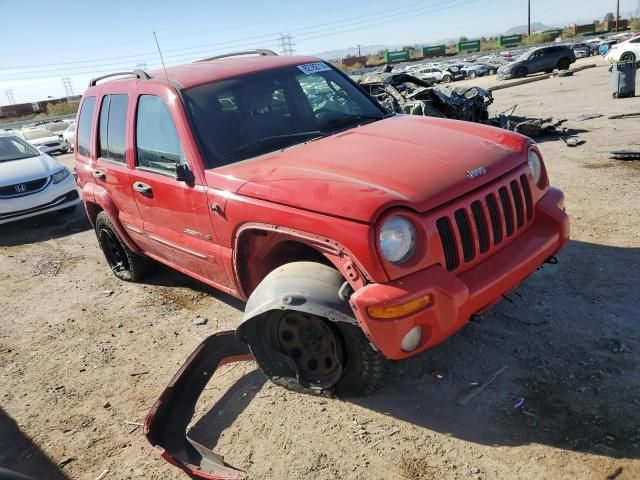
[0,409,68,480]
[188,239,640,463]
[0,207,90,247]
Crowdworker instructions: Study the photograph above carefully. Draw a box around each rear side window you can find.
[136,95,184,175]
[98,94,128,163]
[76,96,96,157]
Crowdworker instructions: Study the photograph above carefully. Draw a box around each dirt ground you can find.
[1,56,639,480]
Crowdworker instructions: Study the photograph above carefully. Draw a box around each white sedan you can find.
[0,134,80,224]
[606,35,640,63]
[17,128,68,155]
[62,121,76,151]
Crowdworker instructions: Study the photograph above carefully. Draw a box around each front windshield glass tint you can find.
[0,136,40,162]
[183,64,383,167]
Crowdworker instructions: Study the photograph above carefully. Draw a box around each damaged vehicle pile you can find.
[68,50,570,478]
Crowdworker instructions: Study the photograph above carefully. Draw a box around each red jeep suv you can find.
[75,50,569,396]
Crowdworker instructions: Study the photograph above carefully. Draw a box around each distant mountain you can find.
[313,44,400,60]
[505,23,553,35]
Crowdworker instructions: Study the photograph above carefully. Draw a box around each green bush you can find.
[45,102,78,116]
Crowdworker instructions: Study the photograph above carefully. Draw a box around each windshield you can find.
[183,63,385,167]
[517,50,533,61]
[0,136,41,162]
[21,129,53,140]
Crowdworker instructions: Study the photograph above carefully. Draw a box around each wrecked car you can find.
[356,70,494,123]
[76,50,569,399]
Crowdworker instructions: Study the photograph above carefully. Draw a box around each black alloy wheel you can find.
[100,228,130,274]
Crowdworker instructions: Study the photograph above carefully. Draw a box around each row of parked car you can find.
[387,32,639,84]
[0,119,76,156]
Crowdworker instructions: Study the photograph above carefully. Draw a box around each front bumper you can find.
[350,188,569,360]
[0,175,81,224]
[35,143,67,154]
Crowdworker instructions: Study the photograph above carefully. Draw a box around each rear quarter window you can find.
[77,96,96,157]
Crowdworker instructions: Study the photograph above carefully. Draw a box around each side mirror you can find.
[175,162,191,182]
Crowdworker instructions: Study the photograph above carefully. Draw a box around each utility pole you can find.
[357,44,362,56]
[278,33,295,55]
[5,89,15,105]
[528,0,531,36]
[616,0,620,32]
[61,77,74,100]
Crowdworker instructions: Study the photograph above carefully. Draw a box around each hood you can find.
[0,153,63,186]
[29,135,60,146]
[213,115,529,223]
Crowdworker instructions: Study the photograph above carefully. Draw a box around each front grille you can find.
[436,174,533,272]
[0,177,49,198]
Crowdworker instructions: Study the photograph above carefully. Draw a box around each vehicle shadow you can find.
[0,208,91,247]
[349,239,640,459]
[0,408,68,479]
[189,239,640,461]
[144,262,246,311]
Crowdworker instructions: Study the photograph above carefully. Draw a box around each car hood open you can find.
[214,115,529,223]
[0,153,61,186]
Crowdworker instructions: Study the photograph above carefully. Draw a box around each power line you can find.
[1,0,469,74]
[0,0,488,80]
[5,90,15,105]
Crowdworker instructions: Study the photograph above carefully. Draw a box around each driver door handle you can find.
[93,169,106,180]
[133,182,153,196]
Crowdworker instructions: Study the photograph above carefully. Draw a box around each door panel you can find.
[130,92,229,288]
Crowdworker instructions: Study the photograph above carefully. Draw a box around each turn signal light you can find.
[367,294,433,319]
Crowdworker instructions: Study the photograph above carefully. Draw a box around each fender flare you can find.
[236,261,356,340]
[84,182,141,253]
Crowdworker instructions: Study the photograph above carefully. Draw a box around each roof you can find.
[146,54,321,90]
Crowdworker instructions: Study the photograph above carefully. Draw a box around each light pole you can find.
[528,0,531,36]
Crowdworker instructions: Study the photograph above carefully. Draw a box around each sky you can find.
[1,0,638,104]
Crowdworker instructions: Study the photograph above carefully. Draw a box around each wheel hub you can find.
[274,311,343,388]
[100,229,128,272]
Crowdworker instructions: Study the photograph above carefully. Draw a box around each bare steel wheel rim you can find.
[100,229,129,273]
[273,311,343,388]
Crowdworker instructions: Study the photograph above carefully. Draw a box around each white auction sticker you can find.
[297,62,332,75]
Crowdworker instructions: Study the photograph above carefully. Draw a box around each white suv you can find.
[0,134,80,224]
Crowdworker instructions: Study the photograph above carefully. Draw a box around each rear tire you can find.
[621,52,636,62]
[95,211,150,282]
[244,310,385,397]
[442,75,452,83]
[468,71,477,79]
[557,58,571,70]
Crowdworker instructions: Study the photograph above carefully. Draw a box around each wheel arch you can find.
[233,224,372,301]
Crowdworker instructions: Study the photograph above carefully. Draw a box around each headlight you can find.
[51,167,70,184]
[528,148,543,187]
[379,216,416,264]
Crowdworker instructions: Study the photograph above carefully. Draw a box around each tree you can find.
[604,12,615,22]
[459,36,468,42]
[631,19,640,31]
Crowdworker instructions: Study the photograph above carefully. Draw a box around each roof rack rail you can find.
[195,49,278,63]
[88,69,151,88]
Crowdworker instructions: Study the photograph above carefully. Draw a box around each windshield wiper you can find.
[227,130,329,157]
